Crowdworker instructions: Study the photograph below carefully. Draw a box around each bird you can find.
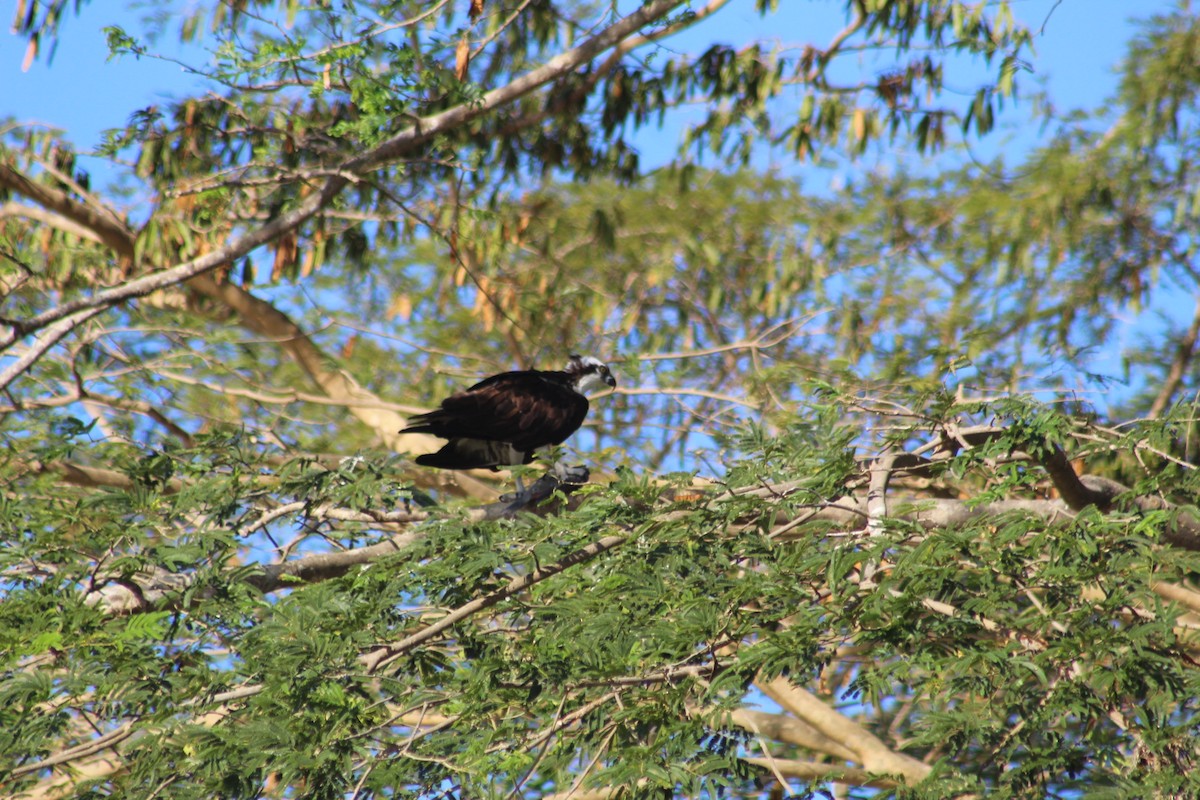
[401,355,617,478]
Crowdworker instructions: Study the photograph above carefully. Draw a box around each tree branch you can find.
[81,471,586,615]
[9,718,138,778]
[0,307,106,391]
[1149,293,1200,419]
[0,163,134,260]
[1039,444,1111,511]
[707,707,858,762]
[756,676,932,785]
[356,0,688,171]
[0,200,106,244]
[362,533,628,672]
[739,756,902,789]
[23,459,184,494]
[1150,580,1200,615]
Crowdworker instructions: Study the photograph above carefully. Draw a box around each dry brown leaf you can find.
[852,108,867,142]
[388,293,413,322]
[272,233,298,281]
[14,0,29,31]
[300,246,315,278]
[455,36,470,81]
[22,35,37,72]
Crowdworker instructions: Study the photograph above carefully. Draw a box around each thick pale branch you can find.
[22,459,184,494]
[896,425,1200,551]
[740,756,901,789]
[768,495,1068,538]
[85,525,429,615]
[0,164,134,260]
[770,476,1200,551]
[9,719,137,779]
[0,307,106,391]
[0,189,329,393]
[1076,474,1200,551]
[757,676,932,785]
[184,276,499,498]
[1150,580,1200,615]
[540,785,646,800]
[82,473,584,615]
[709,707,858,762]
[243,522,425,591]
[185,277,415,452]
[0,200,105,244]
[12,755,122,800]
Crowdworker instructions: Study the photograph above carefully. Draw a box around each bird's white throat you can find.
[576,371,613,395]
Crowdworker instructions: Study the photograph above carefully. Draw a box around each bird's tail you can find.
[414,438,526,470]
[401,410,449,435]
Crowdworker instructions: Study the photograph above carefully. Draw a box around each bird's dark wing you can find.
[403,370,589,452]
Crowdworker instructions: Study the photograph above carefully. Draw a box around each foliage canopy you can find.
[4,1,1200,798]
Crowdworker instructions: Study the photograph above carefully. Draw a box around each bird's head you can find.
[565,354,617,394]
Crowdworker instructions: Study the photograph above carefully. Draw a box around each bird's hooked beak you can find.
[577,366,616,395]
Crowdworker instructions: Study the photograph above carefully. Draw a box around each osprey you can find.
[402,355,616,471]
